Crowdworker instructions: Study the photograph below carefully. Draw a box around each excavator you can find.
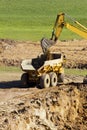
[41,12,87,84]
[21,13,87,88]
[41,12,87,53]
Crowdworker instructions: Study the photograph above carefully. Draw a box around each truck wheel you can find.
[21,73,29,87]
[49,72,57,87]
[40,74,50,88]
[83,75,87,83]
[58,73,64,82]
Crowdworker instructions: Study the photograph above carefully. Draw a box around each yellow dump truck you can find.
[21,52,65,88]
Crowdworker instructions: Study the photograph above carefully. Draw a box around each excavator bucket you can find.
[41,38,55,53]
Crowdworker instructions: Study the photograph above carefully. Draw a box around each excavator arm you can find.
[65,22,87,39]
[41,13,87,53]
[51,13,65,41]
[51,13,87,40]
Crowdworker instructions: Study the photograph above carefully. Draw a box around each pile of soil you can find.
[0,84,87,130]
[0,39,87,68]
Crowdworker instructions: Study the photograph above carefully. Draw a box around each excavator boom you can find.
[41,13,87,53]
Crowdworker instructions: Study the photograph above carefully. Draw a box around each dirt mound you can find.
[0,39,87,68]
[0,39,41,66]
[0,84,87,130]
[51,40,87,68]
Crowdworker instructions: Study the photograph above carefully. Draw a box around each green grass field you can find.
[0,66,87,76]
[0,0,87,41]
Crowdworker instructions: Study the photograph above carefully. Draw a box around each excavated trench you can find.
[0,83,87,130]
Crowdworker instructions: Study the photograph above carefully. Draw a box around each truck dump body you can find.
[21,53,47,71]
[21,53,63,72]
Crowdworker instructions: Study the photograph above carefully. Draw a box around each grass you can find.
[0,66,21,73]
[0,66,86,76]
[0,0,87,41]
[65,68,87,76]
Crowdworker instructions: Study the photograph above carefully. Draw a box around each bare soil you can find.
[0,39,87,130]
[0,39,87,68]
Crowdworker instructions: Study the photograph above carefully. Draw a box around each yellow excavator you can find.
[41,12,87,53]
[41,12,87,84]
[21,13,87,88]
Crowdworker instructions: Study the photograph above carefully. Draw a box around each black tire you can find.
[21,73,29,87]
[83,75,87,83]
[40,74,50,88]
[49,72,57,87]
[58,73,64,82]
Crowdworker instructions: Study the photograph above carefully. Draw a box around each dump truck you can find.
[21,13,87,88]
[21,52,66,88]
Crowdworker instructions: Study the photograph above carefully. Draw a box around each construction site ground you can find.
[0,39,87,130]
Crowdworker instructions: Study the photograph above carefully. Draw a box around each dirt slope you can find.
[0,84,87,130]
[0,39,87,68]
